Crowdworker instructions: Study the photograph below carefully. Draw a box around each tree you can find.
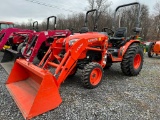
[87,0,112,31]
[153,1,160,40]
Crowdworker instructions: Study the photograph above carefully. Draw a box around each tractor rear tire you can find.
[148,42,154,58]
[81,62,103,89]
[121,43,143,76]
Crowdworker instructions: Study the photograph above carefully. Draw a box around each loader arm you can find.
[0,28,34,50]
[0,28,19,50]
[26,32,47,62]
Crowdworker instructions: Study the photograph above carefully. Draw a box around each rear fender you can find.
[119,40,140,57]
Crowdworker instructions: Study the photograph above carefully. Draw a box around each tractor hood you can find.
[63,32,108,50]
[68,32,107,40]
[65,32,108,44]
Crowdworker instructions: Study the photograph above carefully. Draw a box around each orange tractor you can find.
[5,2,143,120]
[148,41,160,57]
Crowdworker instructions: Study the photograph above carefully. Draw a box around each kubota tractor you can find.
[5,2,143,120]
[148,41,160,57]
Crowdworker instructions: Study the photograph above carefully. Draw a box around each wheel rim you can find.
[133,54,141,69]
[90,68,102,85]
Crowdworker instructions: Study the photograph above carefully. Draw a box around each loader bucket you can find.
[1,49,19,62]
[6,59,62,119]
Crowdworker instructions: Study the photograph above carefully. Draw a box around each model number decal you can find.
[75,43,83,53]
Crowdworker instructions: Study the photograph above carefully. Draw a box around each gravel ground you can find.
[0,54,160,120]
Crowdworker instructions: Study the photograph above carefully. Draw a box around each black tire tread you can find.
[81,62,103,89]
[121,43,143,76]
[148,42,154,58]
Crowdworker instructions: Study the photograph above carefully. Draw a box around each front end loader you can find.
[0,28,34,51]
[6,4,144,119]
[6,32,108,119]
[5,9,109,119]
[0,21,38,62]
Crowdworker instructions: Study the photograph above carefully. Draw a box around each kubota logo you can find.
[75,43,83,53]
[88,38,98,42]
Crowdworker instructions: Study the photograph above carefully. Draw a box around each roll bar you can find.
[112,2,141,30]
[46,16,57,30]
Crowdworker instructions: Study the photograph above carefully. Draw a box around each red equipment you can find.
[0,28,34,50]
[0,21,38,62]
[15,16,71,62]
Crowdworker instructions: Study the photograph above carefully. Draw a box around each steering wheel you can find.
[102,27,114,36]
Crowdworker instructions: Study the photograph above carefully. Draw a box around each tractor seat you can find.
[114,27,127,38]
[109,27,127,48]
[79,27,89,33]
[109,27,127,42]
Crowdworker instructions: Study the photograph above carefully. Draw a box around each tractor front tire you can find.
[81,62,103,89]
[148,42,154,58]
[121,43,143,76]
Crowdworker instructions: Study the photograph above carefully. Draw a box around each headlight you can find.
[69,38,79,46]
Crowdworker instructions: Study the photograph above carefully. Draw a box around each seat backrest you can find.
[114,27,127,38]
[133,27,142,33]
[79,27,89,33]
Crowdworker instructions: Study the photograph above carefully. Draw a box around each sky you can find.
[0,0,158,24]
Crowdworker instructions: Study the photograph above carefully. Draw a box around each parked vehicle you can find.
[0,21,38,62]
[5,2,143,120]
[148,41,160,57]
